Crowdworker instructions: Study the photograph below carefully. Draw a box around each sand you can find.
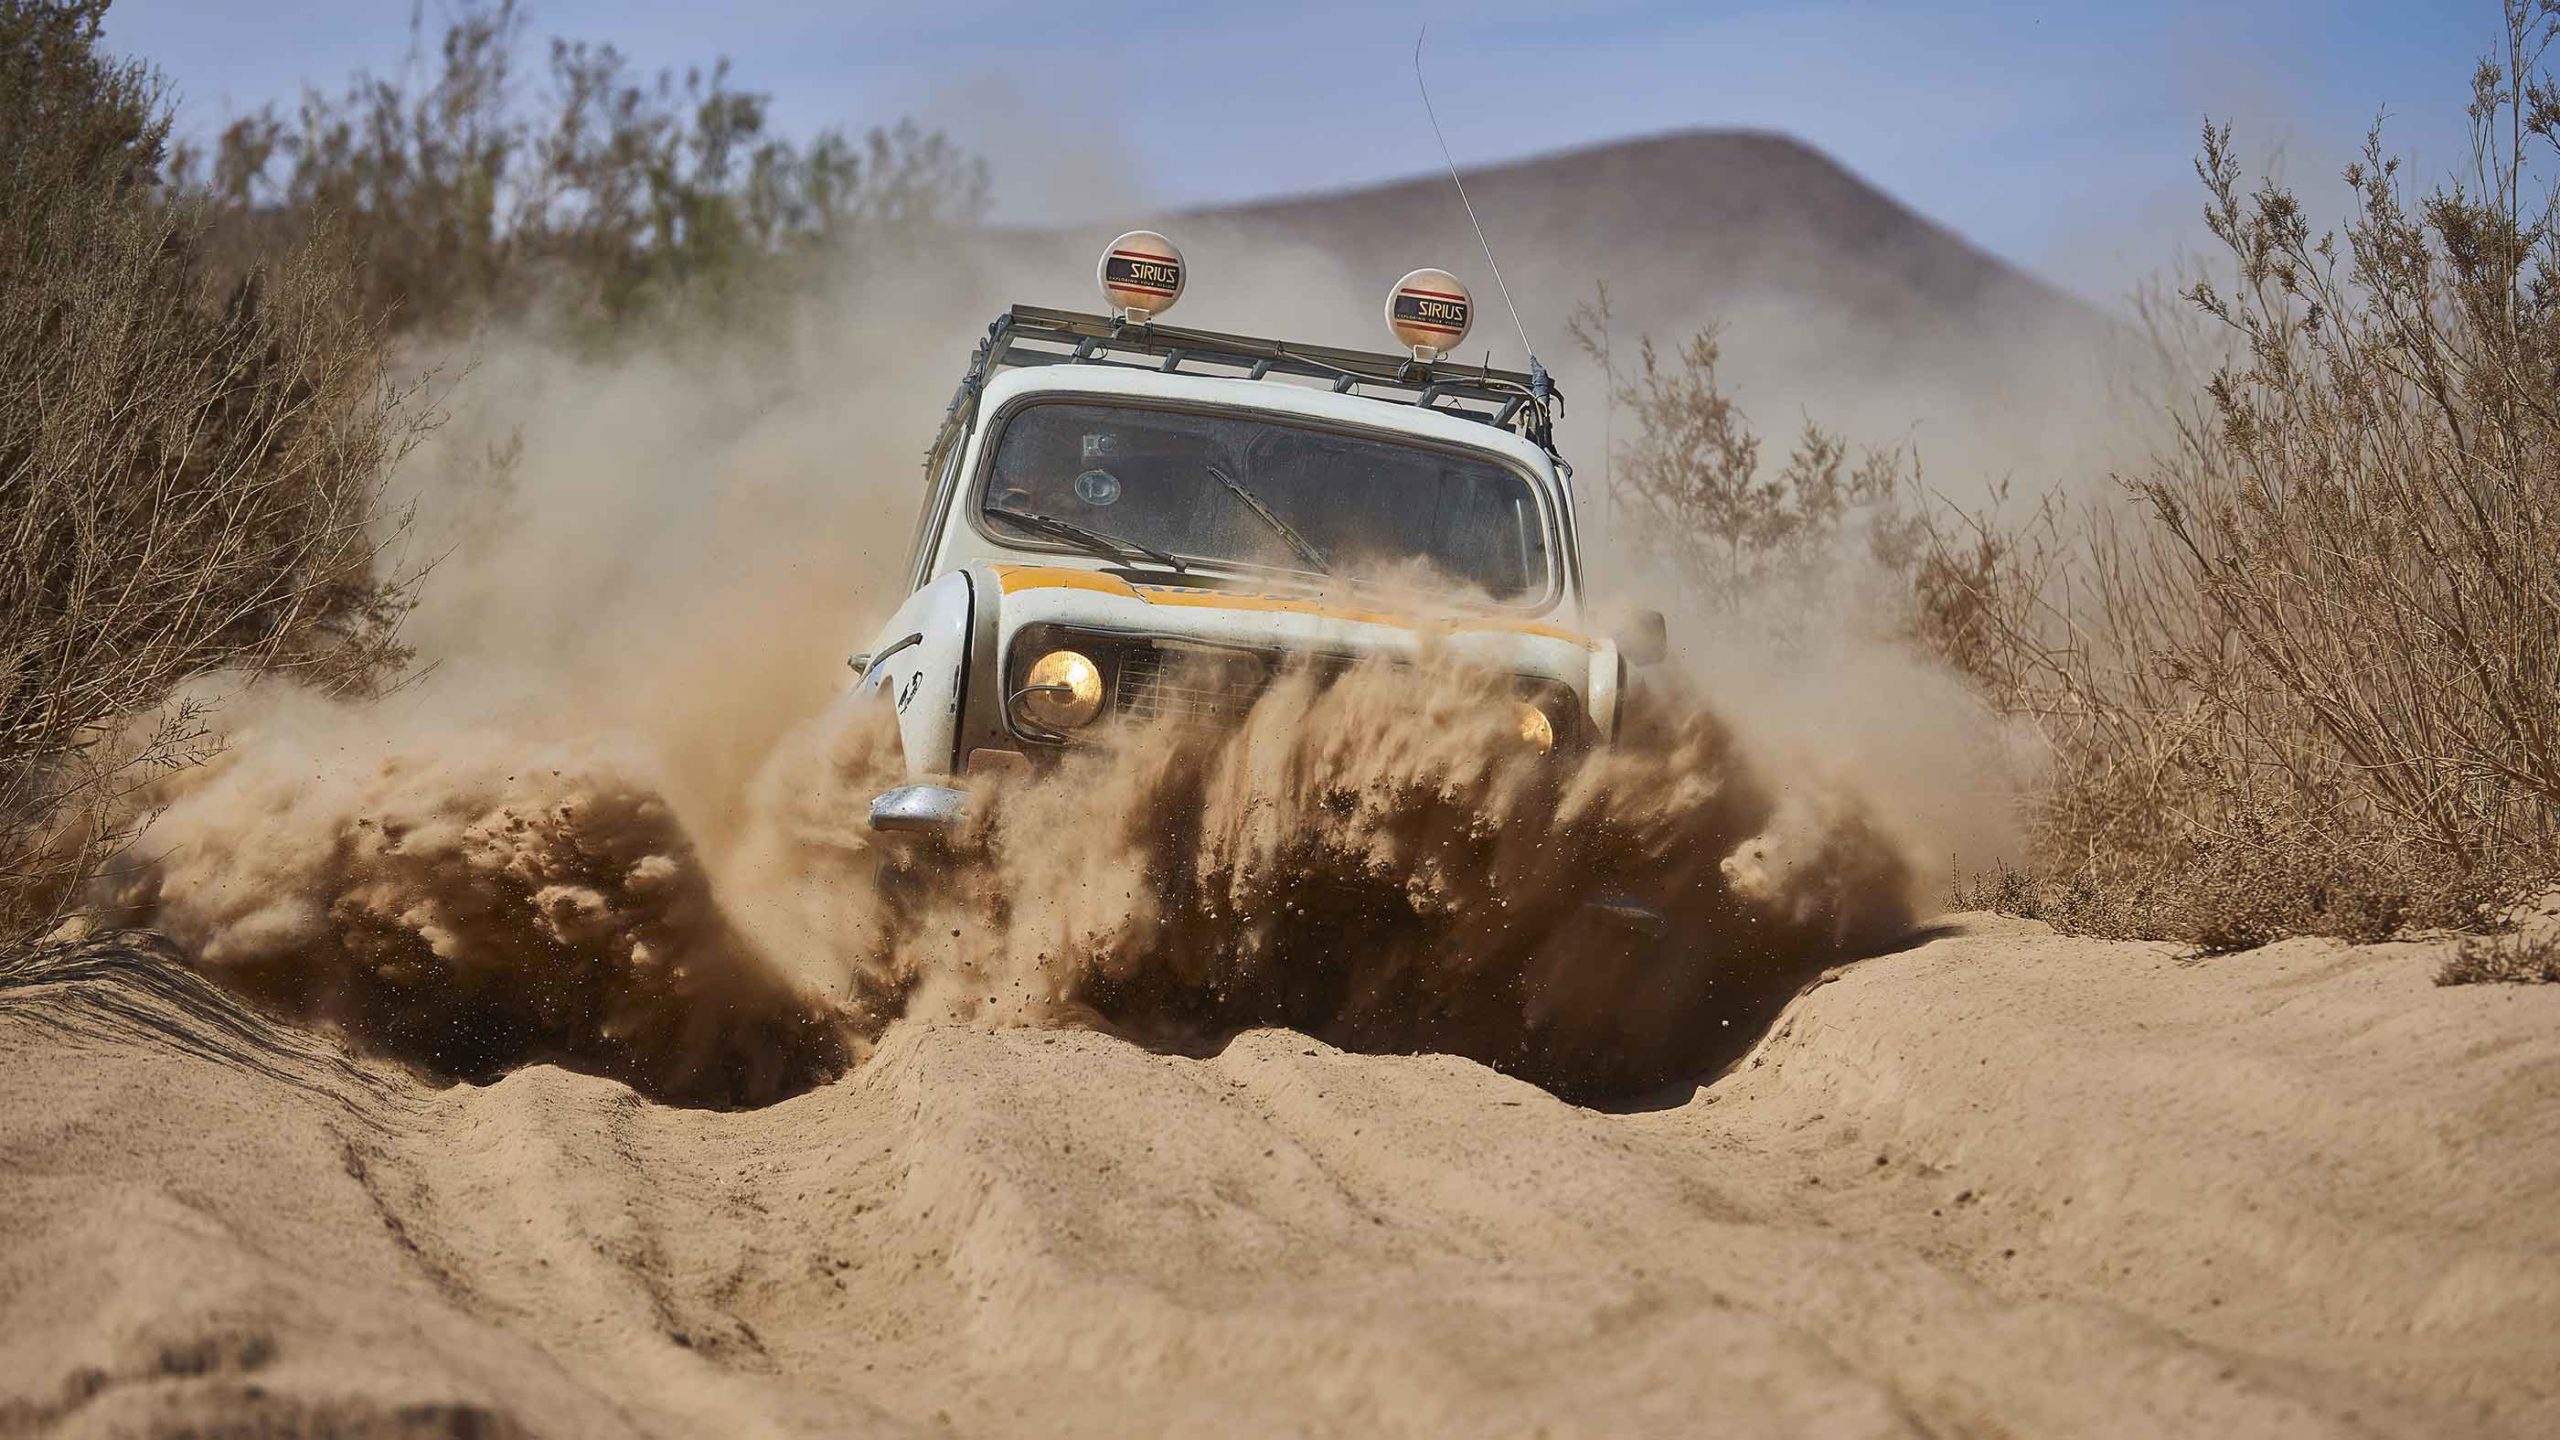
[2,915,2554,1438]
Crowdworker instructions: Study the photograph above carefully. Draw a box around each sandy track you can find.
[2,917,2553,1438]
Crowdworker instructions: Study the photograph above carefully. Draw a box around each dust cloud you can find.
[119,648,1914,1105]
[743,653,1915,1102]
[119,698,849,1108]
[105,235,2001,1107]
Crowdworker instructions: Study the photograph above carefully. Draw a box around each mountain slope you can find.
[1181,129,2101,363]
[983,130,2124,487]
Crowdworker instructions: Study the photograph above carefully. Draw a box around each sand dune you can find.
[3,916,2551,1438]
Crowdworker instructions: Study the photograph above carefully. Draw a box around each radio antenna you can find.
[1413,25,1542,382]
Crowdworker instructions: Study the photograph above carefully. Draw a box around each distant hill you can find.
[997,130,2122,486]
[1179,130,2102,363]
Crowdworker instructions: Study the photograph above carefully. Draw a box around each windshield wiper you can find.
[983,504,1185,573]
[1206,464,1330,575]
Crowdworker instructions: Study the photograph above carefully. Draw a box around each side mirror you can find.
[1617,609,1668,667]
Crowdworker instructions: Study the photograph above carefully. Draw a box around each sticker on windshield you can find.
[1074,469,1123,506]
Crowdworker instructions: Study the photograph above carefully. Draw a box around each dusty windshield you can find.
[978,402,1555,602]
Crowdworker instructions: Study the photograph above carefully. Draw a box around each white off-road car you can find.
[846,239,1662,846]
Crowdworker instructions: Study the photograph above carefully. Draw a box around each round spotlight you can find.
[1387,267,1473,361]
[1511,699,1556,753]
[1098,230,1185,321]
[1020,649,1105,730]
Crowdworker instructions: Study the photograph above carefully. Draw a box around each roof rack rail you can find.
[927,305,1562,471]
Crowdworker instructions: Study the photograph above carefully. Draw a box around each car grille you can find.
[1115,645,1273,726]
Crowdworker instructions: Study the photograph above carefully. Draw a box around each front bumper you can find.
[868,784,968,840]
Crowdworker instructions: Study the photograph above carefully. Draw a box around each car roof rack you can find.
[927,304,1564,471]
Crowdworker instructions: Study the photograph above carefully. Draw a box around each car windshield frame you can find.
[960,394,1567,611]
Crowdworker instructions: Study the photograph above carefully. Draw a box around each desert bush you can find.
[2438,930,2560,984]
[1917,1,2560,946]
[0,0,417,943]
[175,0,988,338]
[1567,284,1922,635]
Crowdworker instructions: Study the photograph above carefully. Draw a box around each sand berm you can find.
[2,908,2554,1438]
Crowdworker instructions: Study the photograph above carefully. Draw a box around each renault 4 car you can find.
[845,235,1663,847]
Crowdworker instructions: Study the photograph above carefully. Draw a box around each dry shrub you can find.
[2438,930,2560,985]
[0,0,417,942]
[1921,1,2560,946]
[175,0,987,339]
[3,0,984,947]
[1566,283,1923,634]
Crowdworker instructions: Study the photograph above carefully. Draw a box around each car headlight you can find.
[1510,698,1556,753]
[1017,648,1105,729]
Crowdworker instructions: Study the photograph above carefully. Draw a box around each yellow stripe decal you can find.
[990,565,1597,649]
[995,565,1138,598]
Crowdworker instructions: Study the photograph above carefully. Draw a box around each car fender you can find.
[1587,640,1625,741]
[845,570,977,778]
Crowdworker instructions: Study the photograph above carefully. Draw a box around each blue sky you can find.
[106,1,2494,304]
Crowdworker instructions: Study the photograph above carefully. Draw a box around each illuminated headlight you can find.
[1510,698,1556,753]
[1018,649,1105,729]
